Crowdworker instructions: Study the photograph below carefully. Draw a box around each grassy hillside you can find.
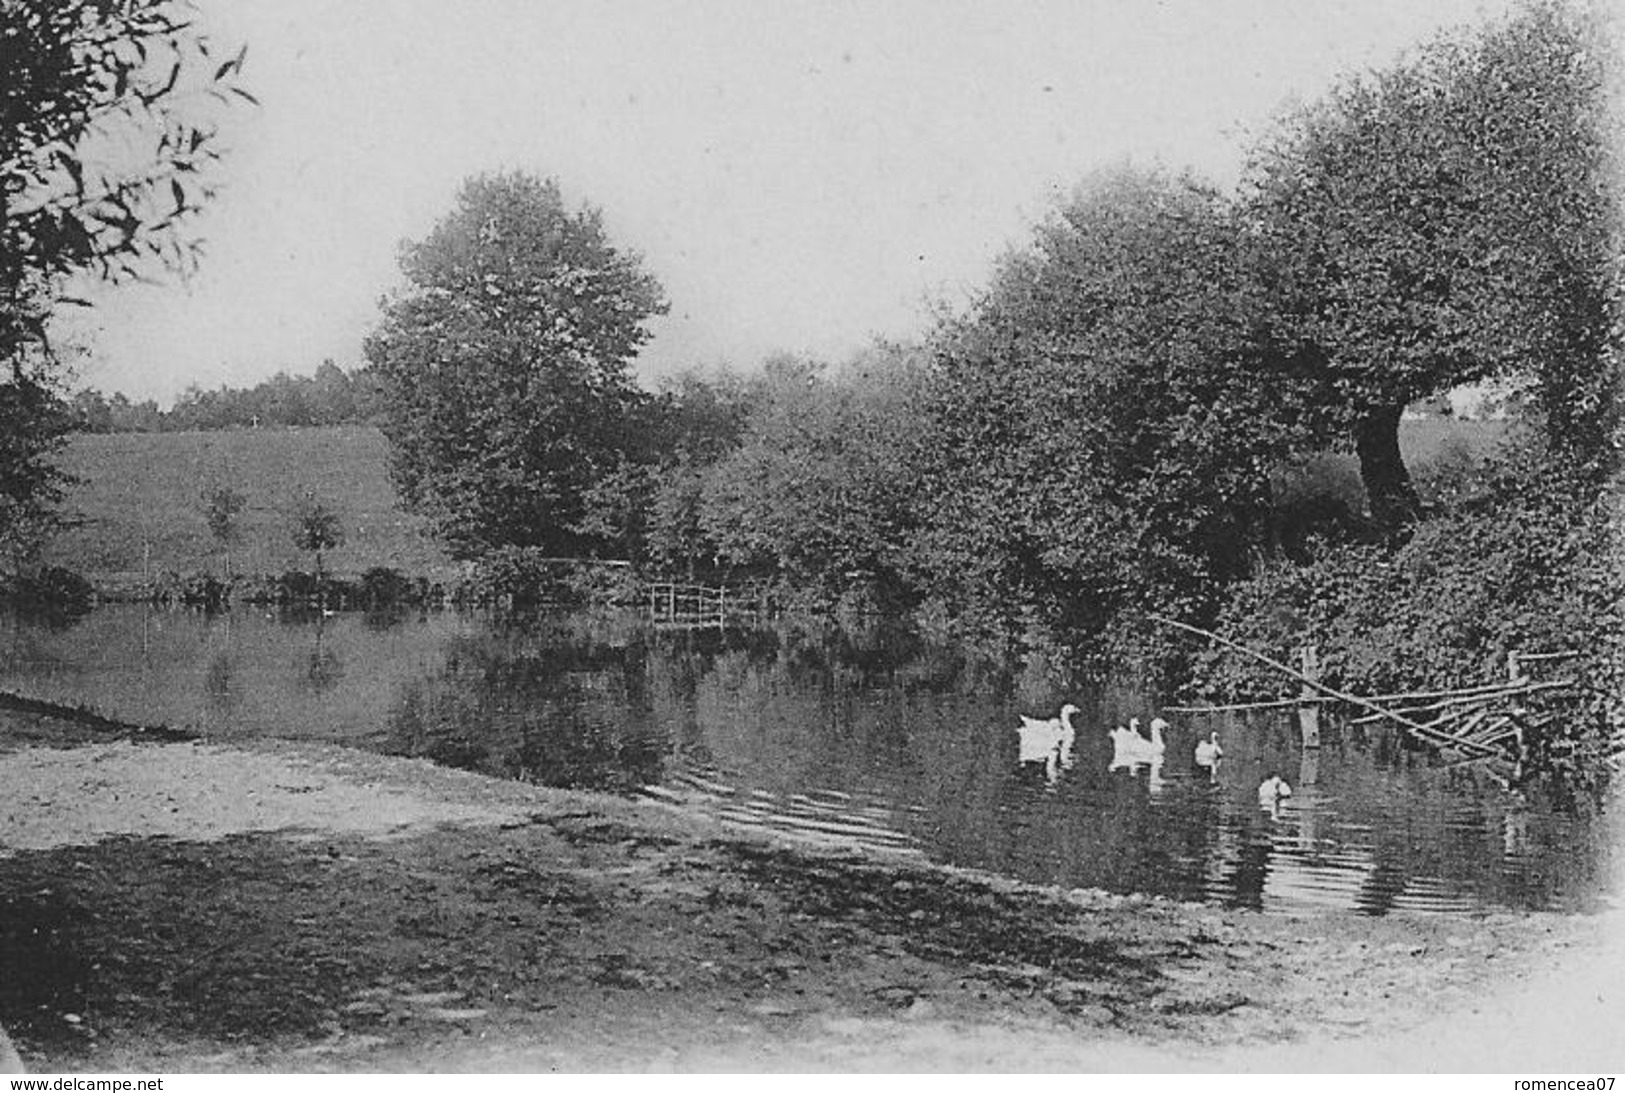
[40,418,1509,587]
[44,427,458,583]
[1396,416,1511,464]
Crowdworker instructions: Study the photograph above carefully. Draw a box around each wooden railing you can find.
[644,582,769,629]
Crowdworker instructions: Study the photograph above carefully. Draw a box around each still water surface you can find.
[2,605,1617,917]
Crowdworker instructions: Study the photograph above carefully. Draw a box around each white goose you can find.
[1017,703,1079,764]
[1195,730,1223,765]
[1258,774,1293,809]
[1112,716,1166,762]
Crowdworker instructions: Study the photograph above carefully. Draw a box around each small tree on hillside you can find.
[200,483,246,577]
[291,492,343,585]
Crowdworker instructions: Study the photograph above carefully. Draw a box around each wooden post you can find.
[1298,643,1322,748]
[1507,649,1527,777]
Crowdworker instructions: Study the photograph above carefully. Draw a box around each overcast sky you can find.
[61,0,1523,405]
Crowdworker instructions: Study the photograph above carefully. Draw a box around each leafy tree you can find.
[365,171,667,558]
[0,365,73,573]
[1243,0,1617,526]
[919,169,1296,652]
[570,456,653,562]
[647,368,756,464]
[1,0,248,561]
[638,368,756,577]
[646,454,711,578]
[699,347,929,599]
[291,491,343,582]
[200,482,245,576]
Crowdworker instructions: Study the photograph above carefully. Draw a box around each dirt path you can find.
[1,714,1618,1072]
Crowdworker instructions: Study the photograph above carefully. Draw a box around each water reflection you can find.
[0,604,1617,917]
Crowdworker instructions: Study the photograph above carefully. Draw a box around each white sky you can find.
[61,0,1524,405]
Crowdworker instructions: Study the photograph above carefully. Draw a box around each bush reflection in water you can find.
[0,605,1616,916]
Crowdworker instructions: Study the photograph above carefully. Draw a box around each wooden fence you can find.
[644,582,770,629]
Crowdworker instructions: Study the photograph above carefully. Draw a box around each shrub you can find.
[2,564,95,619]
[358,566,415,608]
[1190,449,1621,788]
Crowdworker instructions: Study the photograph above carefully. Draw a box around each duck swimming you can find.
[1017,703,1079,765]
[1113,716,1166,762]
[1258,773,1293,808]
[1195,731,1223,765]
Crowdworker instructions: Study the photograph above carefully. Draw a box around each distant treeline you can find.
[69,360,386,432]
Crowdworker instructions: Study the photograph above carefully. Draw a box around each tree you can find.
[1243,1,1617,527]
[0,367,73,573]
[364,171,667,558]
[1,0,248,561]
[919,168,1296,646]
[291,492,343,583]
[699,347,930,598]
[200,482,245,576]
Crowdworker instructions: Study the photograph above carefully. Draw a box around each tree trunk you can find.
[1354,403,1420,531]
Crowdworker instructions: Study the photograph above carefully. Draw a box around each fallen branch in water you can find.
[1171,677,1572,716]
[1148,614,1545,763]
[1148,614,1443,742]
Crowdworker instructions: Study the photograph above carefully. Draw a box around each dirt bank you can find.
[0,711,1619,1073]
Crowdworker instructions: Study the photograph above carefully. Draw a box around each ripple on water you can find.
[2,605,1615,920]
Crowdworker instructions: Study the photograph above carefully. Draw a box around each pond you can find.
[1,604,1618,918]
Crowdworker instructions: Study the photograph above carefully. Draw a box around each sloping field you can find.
[1396,415,1510,464]
[44,426,457,582]
[41,418,1509,585]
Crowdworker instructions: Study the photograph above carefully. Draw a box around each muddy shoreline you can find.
[1,711,1619,1072]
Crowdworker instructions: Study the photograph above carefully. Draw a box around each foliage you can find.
[570,456,652,563]
[1190,443,1622,787]
[290,492,343,578]
[67,363,387,433]
[0,561,93,619]
[452,547,635,609]
[199,480,245,577]
[636,368,759,578]
[1,0,247,576]
[1,0,249,315]
[697,346,929,603]
[645,454,710,577]
[916,168,1299,655]
[364,171,667,558]
[647,368,756,464]
[1243,0,1619,524]
[0,369,74,571]
[199,482,244,542]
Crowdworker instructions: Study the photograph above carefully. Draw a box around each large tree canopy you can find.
[919,169,1297,646]
[1244,0,1618,526]
[1,0,246,567]
[365,172,667,558]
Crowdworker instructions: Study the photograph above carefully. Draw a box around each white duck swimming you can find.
[1017,703,1079,764]
[1148,717,1169,753]
[1257,773,1293,809]
[1113,716,1166,762]
[1108,718,1139,753]
[1195,730,1223,765]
